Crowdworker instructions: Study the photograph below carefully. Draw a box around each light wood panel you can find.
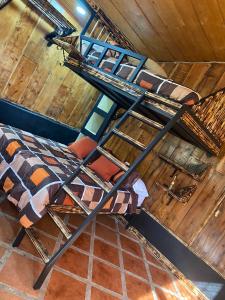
[94,0,225,62]
[0,0,99,129]
[108,62,225,277]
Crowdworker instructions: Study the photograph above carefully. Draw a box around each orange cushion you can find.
[112,170,125,183]
[68,136,97,159]
[140,79,153,90]
[89,155,120,181]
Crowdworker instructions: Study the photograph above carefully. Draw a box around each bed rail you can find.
[81,35,147,82]
[192,88,225,146]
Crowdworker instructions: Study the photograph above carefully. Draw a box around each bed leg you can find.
[33,261,53,289]
[12,227,26,247]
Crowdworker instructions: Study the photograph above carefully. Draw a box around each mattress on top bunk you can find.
[99,58,201,106]
[80,39,200,106]
[0,124,137,228]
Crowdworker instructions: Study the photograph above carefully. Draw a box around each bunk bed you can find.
[64,35,225,156]
[1,34,224,290]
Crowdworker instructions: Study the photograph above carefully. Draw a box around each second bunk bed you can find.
[60,35,225,156]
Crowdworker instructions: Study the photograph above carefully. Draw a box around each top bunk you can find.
[62,35,225,156]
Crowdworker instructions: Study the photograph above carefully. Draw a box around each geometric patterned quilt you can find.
[0,123,137,228]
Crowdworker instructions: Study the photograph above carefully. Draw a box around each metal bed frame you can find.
[65,35,224,156]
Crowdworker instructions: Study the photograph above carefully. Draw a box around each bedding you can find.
[0,124,138,228]
[80,40,201,105]
[99,59,201,105]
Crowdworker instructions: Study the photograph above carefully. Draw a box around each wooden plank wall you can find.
[107,62,225,278]
[0,0,100,129]
[95,0,225,62]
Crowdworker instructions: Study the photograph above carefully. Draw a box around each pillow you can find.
[144,58,168,78]
[112,170,125,183]
[89,155,120,181]
[68,136,97,159]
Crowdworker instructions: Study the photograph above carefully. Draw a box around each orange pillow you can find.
[112,170,125,183]
[68,136,97,159]
[89,155,120,181]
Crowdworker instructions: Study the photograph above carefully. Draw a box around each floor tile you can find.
[91,287,120,300]
[94,238,120,266]
[19,231,56,257]
[0,289,24,300]
[96,215,116,230]
[95,223,118,245]
[72,231,91,252]
[123,252,148,279]
[34,215,61,237]
[56,248,89,279]
[44,270,86,300]
[149,265,177,293]
[155,287,179,300]
[92,259,122,294]
[0,252,43,297]
[68,215,92,233]
[62,226,91,252]
[120,235,142,257]
[125,273,154,300]
[0,215,19,244]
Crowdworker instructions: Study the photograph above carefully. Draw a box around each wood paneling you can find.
[94,0,225,62]
[0,0,99,128]
[108,62,225,278]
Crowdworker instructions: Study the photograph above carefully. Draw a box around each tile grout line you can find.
[0,212,201,300]
[141,245,158,300]
[85,218,95,300]
[54,265,124,300]
[0,283,37,300]
[116,218,128,300]
[37,214,70,300]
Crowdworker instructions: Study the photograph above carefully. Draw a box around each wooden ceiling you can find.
[61,0,225,62]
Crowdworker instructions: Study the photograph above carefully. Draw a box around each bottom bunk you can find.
[0,123,142,228]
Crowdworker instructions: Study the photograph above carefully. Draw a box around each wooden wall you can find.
[95,0,225,62]
[0,0,99,129]
[107,63,225,278]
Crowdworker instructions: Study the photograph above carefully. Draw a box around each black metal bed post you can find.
[33,103,187,290]
[12,227,26,247]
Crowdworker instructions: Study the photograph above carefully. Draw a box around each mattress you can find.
[99,59,201,106]
[0,124,137,228]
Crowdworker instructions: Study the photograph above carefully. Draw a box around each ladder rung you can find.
[113,129,146,151]
[47,208,72,239]
[63,185,91,215]
[25,228,50,263]
[80,165,111,193]
[129,111,164,130]
[97,146,128,171]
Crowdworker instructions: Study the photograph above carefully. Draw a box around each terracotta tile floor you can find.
[0,201,202,300]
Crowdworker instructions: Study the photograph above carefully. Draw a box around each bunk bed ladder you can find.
[12,95,186,289]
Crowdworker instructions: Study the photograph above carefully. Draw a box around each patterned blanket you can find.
[0,124,137,228]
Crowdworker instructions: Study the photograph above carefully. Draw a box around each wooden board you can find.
[94,0,225,62]
[0,0,99,129]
